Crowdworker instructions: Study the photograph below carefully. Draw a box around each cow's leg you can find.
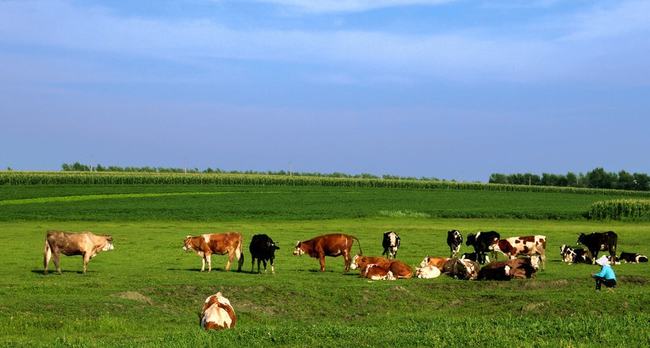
[270,258,275,274]
[200,257,206,272]
[319,254,326,272]
[343,250,351,272]
[251,257,255,273]
[262,260,268,273]
[206,253,213,272]
[53,252,61,274]
[257,259,262,273]
[82,253,91,274]
[44,247,52,275]
[225,251,233,272]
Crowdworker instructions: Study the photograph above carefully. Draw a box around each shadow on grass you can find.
[32,269,94,275]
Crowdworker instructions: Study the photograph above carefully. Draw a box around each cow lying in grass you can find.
[477,258,537,281]
[618,252,648,263]
[44,230,114,274]
[350,255,412,280]
[200,292,236,330]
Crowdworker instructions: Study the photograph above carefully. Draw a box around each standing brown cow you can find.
[183,232,244,272]
[43,230,114,274]
[293,233,362,272]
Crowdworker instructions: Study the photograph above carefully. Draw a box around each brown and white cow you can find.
[362,264,396,280]
[43,230,114,274]
[200,292,237,330]
[183,232,244,272]
[418,256,450,270]
[293,233,362,272]
[494,235,547,270]
[350,255,391,272]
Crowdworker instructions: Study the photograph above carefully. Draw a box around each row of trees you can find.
[489,168,650,191]
[60,162,441,181]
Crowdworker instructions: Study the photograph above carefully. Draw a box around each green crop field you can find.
[1,179,649,347]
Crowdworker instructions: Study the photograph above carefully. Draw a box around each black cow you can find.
[382,231,400,259]
[576,231,617,263]
[447,230,463,258]
[618,252,648,263]
[466,231,500,264]
[249,234,280,273]
[560,244,592,264]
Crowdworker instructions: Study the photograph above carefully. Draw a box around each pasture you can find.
[1,183,649,347]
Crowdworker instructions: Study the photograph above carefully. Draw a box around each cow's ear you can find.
[186,235,192,239]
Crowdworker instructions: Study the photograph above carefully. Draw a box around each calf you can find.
[44,230,114,274]
[382,231,401,259]
[447,230,463,258]
[249,234,280,273]
[387,259,413,279]
[560,244,592,264]
[200,292,236,330]
[577,231,618,263]
[293,233,362,272]
[618,252,649,263]
[494,235,547,270]
[183,232,244,272]
[465,231,500,264]
[415,265,442,279]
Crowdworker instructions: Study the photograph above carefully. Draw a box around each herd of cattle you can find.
[42,229,648,330]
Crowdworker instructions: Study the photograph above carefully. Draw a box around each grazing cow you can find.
[494,235,547,270]
[382,231,401,259]
[618,252,649,263]
[465,231,500,264]
[200,292,236,330]
[293,233,362,272]
[478,258,536,281]
[447,230,463,258]
[183,232,244,272]
[442,258,480,280]
[350,255,391,272]
[560,245,592,264]
[43,230,114,274]
[249,234,280,273]
[418,256,450,270]
[577,231,618,263]
[460,252,489,263]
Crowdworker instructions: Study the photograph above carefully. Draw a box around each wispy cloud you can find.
[231,0,456,13]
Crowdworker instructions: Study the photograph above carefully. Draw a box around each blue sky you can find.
[1,0,649,181]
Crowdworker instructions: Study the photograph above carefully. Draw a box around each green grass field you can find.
[1,184,649,347]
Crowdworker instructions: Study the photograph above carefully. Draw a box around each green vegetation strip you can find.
[0,192,233,206]
[589,199,650,220]
[3,171,650,197]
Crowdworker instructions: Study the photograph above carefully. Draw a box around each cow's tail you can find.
[236,234,244,272]
[43,238,52,273]
[352,236,363,255]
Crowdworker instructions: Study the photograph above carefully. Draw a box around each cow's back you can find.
[316,234,351,254]
[207,232,242,254]
[46,230,91,255]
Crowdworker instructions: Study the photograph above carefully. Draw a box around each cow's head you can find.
[419,256,431,268]
[449,230,462,243]
[349,254,361,270]
[577,233,586,245]
[102,235,114,251]
[465,234,476,246]
[293,241,304,256]
[182,235,194,252]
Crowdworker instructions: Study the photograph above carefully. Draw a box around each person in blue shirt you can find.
[592,255,617,290]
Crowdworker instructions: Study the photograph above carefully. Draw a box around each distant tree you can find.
[633,173,650,191]
[566,172,578,187]
[617,170,635,190]
[585,167,617,189]
[489,173,507,184]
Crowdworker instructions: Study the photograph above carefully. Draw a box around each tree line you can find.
[489,168,650,191]
[60,162,441,181]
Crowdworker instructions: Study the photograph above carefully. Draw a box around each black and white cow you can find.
[465,231,500,264]
[460,252,489,263]
[447,230,463,258]
[249,234,280,273]
[576,231,617,263]
[560,244,592,264]
[382,231,401,259]
[618,252,648,263]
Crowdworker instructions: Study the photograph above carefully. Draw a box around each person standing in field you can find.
[592,255,617,290]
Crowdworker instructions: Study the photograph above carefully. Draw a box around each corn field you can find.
[589,199,650,220]
[2,171,650,197]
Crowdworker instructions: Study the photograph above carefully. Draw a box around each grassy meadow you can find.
[1,183,649,347]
